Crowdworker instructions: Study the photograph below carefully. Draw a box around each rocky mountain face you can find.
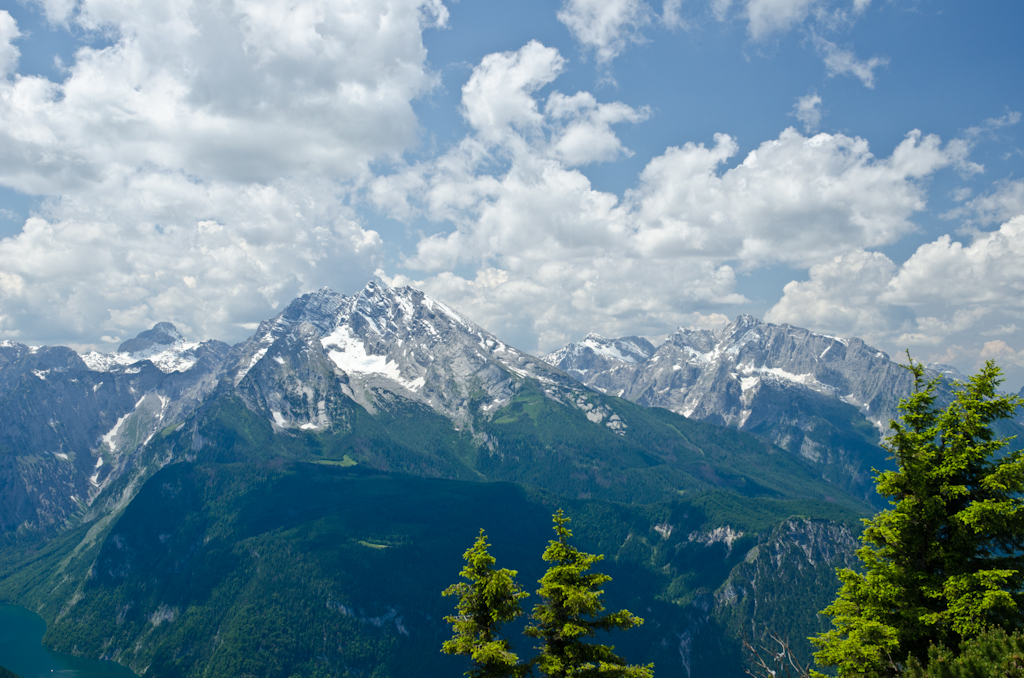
[711,518,861,668]
[229,282,593,432]
[545,315,915,429]
[0,333,229,534]
[0,282,628,535]
[543,316,936,500]
[7,282,1008,534]
[0,283,961,534]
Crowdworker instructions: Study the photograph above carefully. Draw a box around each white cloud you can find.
[0,0,446,346]
[369,44,972,352]
[765,249,900,339]
[813,33,888,89]
[980,340,1024,369]
[712,0,866,39]
[461,41,565,142]
[546,92,650,165]
[944,178,1024,226]
[791,92,822,134]
[662,0,687,29]
[2,0,445,194]
[627,128,959,268]
[881,216,1024,308]
[0,11,19,78]
[745,0,816,39]
[557,0,653,63]
[965,110,1022,140]
[0,176,382,346]
[767,216,1024,367]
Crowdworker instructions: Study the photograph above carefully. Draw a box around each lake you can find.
[0,604,139,678]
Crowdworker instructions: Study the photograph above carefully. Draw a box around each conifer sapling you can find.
[443,529,529,678]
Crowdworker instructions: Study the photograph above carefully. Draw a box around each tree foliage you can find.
[902,626,1024,678]
[442,529,529,678]
[524,510,654,678]
[811,357,1024,677]
[443,511,654,678]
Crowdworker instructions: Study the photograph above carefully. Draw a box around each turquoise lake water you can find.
[0,604,138,678]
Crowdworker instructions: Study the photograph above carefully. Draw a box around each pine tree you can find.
[903,627,1024,678]
[811,357,1024,677]
[442,529,529,678]
[525,510,654,678]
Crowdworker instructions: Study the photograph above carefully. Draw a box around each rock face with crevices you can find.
[0,331,230,534]
[712,518,861,667]
[236,321,356,433]
[544,316,959,501]
[229,282,591,430]
[546,315,915,430]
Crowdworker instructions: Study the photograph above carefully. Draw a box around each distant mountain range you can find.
[0,281,1016,678]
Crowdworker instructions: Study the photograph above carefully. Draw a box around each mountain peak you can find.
[117,322,184,353]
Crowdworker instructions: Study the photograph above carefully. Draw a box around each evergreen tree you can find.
[903,627,1024,678]
[811,357,1024,677]
[525,510,654,678]
[442,529,529,678]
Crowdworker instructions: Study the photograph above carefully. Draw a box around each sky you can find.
[0,0,1023,389]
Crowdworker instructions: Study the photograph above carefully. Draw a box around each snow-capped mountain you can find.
[231,281,592,431]
[5,281,997,533]
[543,315,927,496]
[0,327,230,532]
[546,315,914,429]
[80,322,208,374]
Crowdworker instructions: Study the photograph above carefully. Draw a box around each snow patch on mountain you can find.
[233,281,594,429]
[81,343,201,374]
[80,324,204,374]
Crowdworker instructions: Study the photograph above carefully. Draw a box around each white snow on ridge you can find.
[580,336,636,363]
[80,342,200,374]
[321,325,425,392]
[737,364,832,393]
[102,411,132,453]
[89,453,104,485]
[812,333,849,347]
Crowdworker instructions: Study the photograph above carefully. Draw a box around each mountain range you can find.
[0,280,1015,678]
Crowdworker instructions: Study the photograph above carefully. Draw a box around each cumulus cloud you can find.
[0,11,19,78]
[980,340,1024,369]
[0,176,382,345]
[3,0,446,194]
[0,0,446,346]
[881,216,1024,308]
[546,92,650,165]
[367,43,973,352]
[627,128,960,268]
[767,216,1024,366]
[791,93,822,133]
[944,178,1024,226]
[765,250,902,340]
[461,41,566,142]
[745,0,816,38]
[557,0,653,63]
[813,33,888,88]
[713,0,867,40]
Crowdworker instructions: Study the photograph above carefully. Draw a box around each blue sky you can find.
[0,0,1022,387]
